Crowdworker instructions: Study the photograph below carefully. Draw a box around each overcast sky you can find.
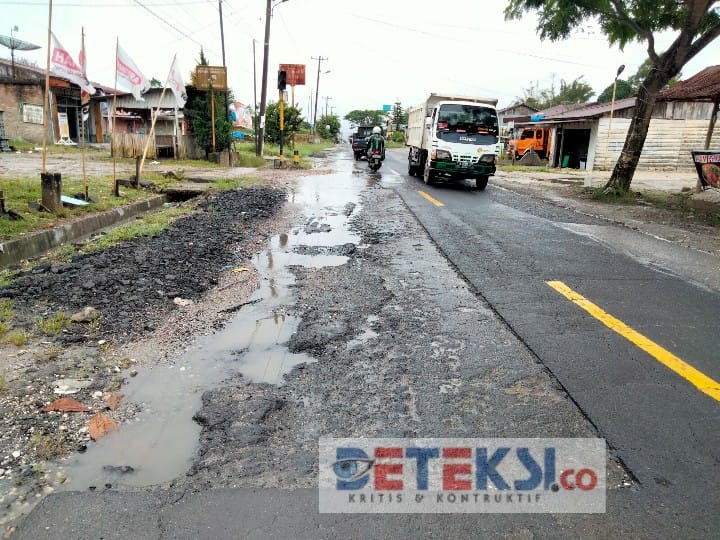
[3,0,720,131]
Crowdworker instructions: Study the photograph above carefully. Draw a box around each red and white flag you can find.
[167,56,187,108]
[50,33,95,95]
[79,29,90,120]
[116,43,149,101]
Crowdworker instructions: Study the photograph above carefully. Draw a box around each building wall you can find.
[593,117,720,171]
[0,83,45,142]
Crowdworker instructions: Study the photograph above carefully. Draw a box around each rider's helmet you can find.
[372,126,382,134]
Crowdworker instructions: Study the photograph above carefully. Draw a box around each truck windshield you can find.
[436,104,498,145]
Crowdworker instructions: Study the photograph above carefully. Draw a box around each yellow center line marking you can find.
[417,190,444,207]
[546,280,720,402]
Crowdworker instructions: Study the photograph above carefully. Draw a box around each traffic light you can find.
[277,70,287,91]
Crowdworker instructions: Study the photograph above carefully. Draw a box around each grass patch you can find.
[584,187,639,204]
[0,174,161,240]
[3,329,28,346]
[0,299,15,335]
[80,205,192,252]
[36,312,71,336]
[30,433,69,460]
[497,163,553,173]
[0,372,5,391]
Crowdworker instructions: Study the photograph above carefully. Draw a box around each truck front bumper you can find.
[430,160,496,177]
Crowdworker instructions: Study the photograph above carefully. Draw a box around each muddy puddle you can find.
[55,157,366,490]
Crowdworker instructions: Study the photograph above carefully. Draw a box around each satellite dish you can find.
[0,32,41,80]
[0,35,41,51]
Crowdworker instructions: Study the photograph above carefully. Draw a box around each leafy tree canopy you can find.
[149,78,162,88]
[505,0,720,191]
[518,76,595,110]
[316,115,341,140]
[264,101,303,144]
[596,79,635,103]
[184,85,233,154]
[344,110,387,128]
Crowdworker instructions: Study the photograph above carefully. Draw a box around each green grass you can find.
[0,299,14,335]
[3,329,27,346]
[0,372,5,391]
[36,312,71,336]
[497,163,553,173]
[0,174,160,240]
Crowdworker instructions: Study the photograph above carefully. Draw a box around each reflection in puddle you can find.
[57,153,364,490]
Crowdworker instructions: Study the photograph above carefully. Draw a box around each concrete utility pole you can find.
[257,0,272,156]
[311,56,327,131]
[323,96,332,118]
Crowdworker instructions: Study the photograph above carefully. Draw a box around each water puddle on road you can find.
[56,158,366,490]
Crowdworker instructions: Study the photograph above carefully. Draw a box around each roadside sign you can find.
[691,150,720,189]
[279,64,306,86]
[382,104,392,112]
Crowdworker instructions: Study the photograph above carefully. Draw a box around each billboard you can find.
[230,102,253,129]
[279,64,306,86]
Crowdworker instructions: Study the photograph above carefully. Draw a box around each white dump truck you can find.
[406,94,499,190]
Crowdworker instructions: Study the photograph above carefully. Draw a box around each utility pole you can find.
[257,0,272,156]
[311,55,327,134]
[323,96,332,118]
[219,0,231,163]
[253,39,258,155]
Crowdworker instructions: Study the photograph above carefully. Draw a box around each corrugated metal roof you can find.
[113,89,183,109]
[544,97,637,120]
[658,65,720,102]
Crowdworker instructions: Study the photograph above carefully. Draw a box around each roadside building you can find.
[0,57,105,145]
[512,66,720,172]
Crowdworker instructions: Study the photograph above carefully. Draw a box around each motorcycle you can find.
[367,148,383,172]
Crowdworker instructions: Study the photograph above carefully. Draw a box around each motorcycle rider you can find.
[366,126,385,161]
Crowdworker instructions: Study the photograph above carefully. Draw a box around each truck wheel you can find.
[408,163,417,177]
[423,164,435,185]
[475,176,489,191]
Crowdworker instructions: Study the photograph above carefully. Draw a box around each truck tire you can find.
[423,163,435,185]
[408,163,419,177]
[475,176,489,191]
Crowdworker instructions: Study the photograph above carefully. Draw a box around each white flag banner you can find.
[167,57,187,108]
[117,43,149,101]
[50,33,95,95]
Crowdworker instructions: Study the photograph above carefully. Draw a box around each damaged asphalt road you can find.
[9,147,718,538]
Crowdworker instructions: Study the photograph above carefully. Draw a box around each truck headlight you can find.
[434,149,452,161]
[479,154,496,164]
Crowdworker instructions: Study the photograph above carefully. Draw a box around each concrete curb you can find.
[0,195,168,267]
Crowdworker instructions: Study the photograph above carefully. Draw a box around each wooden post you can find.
[135,156,141,188]
[0,190,5,213]
[41,172,62,214]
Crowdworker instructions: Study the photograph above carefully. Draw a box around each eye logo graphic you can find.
[332,448,374,489]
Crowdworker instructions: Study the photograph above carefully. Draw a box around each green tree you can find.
[596,79,635,103]
[506,0,720,192]
[264,101,303,144]
[344,110,387,128]
[391,102,408,131]
[184,85,233,155]
[518,76,594,109]
[149,78,162,88]
[316,114,341,140]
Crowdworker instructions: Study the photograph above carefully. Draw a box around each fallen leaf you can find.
[105,394,124,411]
[88,413,120,441]
[42,397,90,413]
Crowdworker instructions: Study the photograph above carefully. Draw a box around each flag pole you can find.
[138,54,175,179]
[42,0,54,173]
[112,38,119,196]
[80,27,88,199]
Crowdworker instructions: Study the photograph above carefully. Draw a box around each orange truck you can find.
[508,127,551,160]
